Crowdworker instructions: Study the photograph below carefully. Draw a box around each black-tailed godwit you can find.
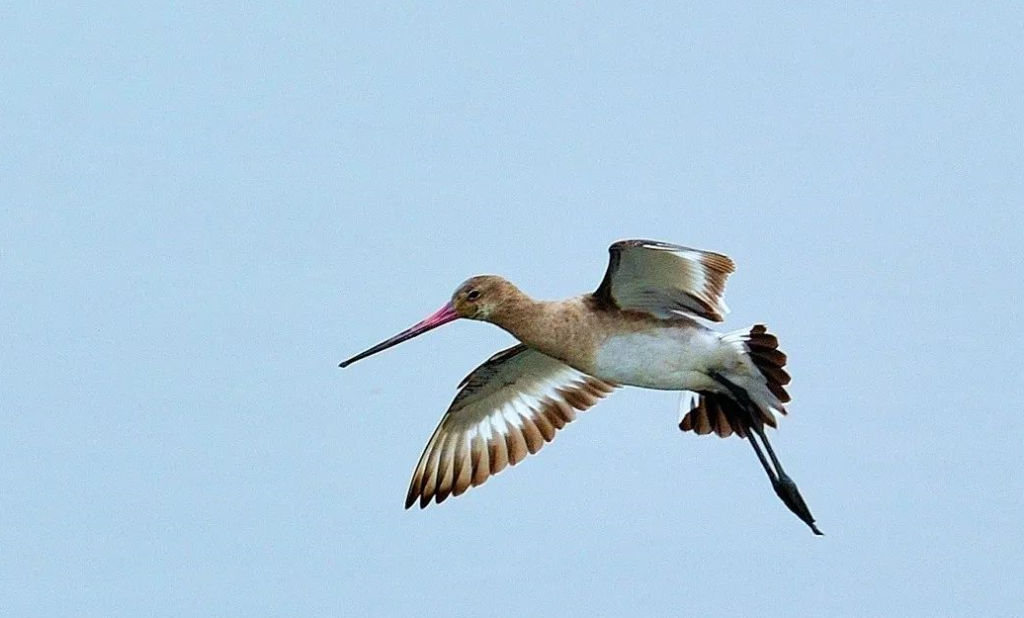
[340,240,822,535]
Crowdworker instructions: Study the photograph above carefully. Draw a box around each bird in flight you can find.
[340,240,822,534]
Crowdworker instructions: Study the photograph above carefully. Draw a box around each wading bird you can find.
[340,240,822,534]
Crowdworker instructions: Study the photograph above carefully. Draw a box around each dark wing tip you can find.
[594,243,627,306]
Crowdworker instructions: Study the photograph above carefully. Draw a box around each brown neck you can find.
[488,288,545,342]
[488,290,591,365]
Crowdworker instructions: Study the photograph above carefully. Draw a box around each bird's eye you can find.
[467,290,481,301]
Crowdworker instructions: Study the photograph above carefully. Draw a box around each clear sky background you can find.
[3,3,1023,617]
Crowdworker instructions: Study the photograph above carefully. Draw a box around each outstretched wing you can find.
[593,239,736,321]
[406,344,617,508]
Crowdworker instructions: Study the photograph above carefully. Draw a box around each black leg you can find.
[750,423,823,536]
[709,372,823,536]
[745,427,778,485]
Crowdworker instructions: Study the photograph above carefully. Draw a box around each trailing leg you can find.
[679,324,822,535]
[710,370,822,535]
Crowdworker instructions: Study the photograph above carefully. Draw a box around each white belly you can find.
[590,327,735,391]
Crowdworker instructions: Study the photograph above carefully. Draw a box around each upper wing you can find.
[592,239,736,321]
[406,345,617,509]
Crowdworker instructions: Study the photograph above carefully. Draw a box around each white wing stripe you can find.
[406,346,617,508]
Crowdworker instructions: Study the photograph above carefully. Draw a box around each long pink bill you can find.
[339,302,460,368]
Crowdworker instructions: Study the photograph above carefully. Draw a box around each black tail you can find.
[746,324,792,406]
[678,324,790,438]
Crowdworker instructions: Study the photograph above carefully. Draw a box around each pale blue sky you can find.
[3,3,1023,617]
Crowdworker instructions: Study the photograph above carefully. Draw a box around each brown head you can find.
[449,275,522,321]
[339,275,522,368]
